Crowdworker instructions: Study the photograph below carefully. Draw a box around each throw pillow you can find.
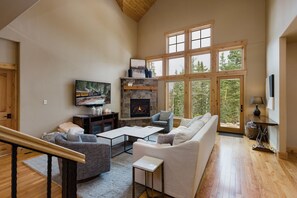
[68,127,84,135]
[157,134,175,145]
[159,111,172,121]
[67,134,82,142]
[172,129,197,145]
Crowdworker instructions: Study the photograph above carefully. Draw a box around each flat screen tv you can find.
[75,80,111,106]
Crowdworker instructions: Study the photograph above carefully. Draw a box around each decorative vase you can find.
[148,70,152,78]
[91,106,96,115]
[145,68,149,78]
[128,68,132,77]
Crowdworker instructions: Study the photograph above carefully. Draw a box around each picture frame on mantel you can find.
[130,58,146,69]
[130,58,146,78]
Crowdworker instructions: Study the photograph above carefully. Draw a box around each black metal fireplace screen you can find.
[130,99,150,117]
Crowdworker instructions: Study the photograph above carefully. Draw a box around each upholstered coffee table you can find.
[97,126,163,157]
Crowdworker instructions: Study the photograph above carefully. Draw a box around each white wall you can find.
[138,0,266,120]
[266,0,297,153]
[286,42,297,150]
[0,0,137,136]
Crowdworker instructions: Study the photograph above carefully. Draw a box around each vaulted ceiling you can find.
[116,0,157,22]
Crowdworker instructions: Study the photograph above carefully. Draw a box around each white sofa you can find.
[133,114,218,198]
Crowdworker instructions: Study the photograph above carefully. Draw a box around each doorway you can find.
[0,66,18,155]
[217,76,244,134]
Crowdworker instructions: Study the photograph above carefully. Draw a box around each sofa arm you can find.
[133,141,199,198]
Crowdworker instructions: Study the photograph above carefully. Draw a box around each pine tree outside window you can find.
[191,53,211,73]
[219,48,243,71]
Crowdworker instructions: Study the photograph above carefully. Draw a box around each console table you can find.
[73,112,118,134]
[248,115,278,153]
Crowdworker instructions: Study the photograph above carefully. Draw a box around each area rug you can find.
[23,153,145,198]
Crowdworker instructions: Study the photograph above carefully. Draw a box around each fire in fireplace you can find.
[130,99,150,117]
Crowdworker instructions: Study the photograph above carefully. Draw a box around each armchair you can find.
[55,134,111,181]
[151,111,174,133]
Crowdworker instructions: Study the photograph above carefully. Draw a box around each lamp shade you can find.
[250,96,264,105]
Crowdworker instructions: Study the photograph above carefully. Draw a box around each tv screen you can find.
[75,80,111,106]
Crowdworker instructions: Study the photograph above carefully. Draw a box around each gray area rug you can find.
[23,153,145,198]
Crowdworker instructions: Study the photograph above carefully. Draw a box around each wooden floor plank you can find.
[197,134,297,198]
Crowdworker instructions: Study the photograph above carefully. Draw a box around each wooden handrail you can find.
[0,125,85,163]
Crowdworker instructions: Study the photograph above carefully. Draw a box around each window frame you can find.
[146,21,247,120]
[166,31,185,54]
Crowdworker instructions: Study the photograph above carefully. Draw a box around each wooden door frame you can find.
[217,75,244,134]
[0,63,19,130]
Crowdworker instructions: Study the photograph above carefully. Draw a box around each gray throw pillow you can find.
[67,134,82,142]
[159,111,172,121]
[157,134,175,145]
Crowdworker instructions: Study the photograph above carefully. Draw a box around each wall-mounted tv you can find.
[75,80,111,106]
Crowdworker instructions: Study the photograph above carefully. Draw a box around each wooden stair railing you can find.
[0,125,85,198]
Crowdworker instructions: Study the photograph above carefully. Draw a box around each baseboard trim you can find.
[287,147,297,154]
[277,151,288,160]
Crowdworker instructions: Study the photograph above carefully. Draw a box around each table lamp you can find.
[250,96,264,116]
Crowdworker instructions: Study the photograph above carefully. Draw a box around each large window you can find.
[147,59,163,77]
[191,53,211,73]
[219,48,243,71]
[190,27,211,49]
[167,81,184,117]
[168,57,185,75]
[191,79,211,117]
[147,22,246,120]
[168,33,185,53]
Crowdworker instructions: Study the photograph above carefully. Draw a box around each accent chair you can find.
[151,111,174,133]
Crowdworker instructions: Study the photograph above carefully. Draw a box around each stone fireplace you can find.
[130,99,150,117]
[120,77,158,119]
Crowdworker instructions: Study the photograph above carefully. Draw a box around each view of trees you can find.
[167,49,242,127]
[219,49,242,127]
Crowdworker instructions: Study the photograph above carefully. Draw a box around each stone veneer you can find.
[120,77,158,119]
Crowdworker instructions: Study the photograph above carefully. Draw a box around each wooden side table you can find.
[248,115,278,153]
[132,156,164,198]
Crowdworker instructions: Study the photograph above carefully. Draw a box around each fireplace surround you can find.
[130,99,150,117]
[120,77,158,119]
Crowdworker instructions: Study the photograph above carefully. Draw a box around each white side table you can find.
[132,156,164,198]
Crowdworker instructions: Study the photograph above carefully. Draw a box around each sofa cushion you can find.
[188,120,205,132]
[157,134,175,145]
[169,126,193,135]
[200,112,211,124]
[172,120,205,145]
[186,115,203,127]
[153,120,168,125]
[179,118,192,127]
[159,111,172,121]
[67,134,82,142]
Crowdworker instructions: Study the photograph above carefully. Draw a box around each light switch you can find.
[43,100,48,105]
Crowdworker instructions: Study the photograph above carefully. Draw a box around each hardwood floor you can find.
[197,134,297,198]
[0,148,61,198]
[1,135,297,198]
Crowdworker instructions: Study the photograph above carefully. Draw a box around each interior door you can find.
[0,69,15,155]
[217,76,244,133]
